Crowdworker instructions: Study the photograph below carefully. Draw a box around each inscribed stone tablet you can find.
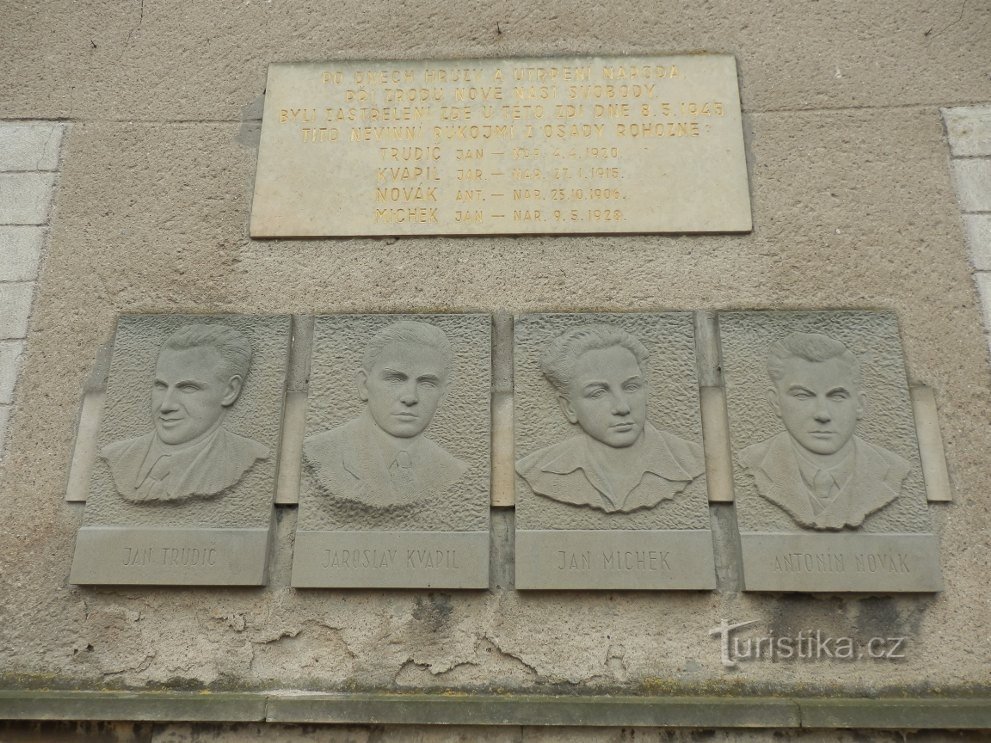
[250,55,751,236]
[514,313,715,590]
[69,315,291,586]
[718,311,943,592]
[292,314,490,588]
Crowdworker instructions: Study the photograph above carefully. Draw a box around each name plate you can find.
[515,530,716,590]
[69,527,271,586]
[740,533,943,592]
[291,531,489,588]
[250,55,751,236]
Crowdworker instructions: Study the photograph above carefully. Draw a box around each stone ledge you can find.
[0,691,266,722]
[0,691,988,729]
[799,698,991,730]
[266,693,799,727]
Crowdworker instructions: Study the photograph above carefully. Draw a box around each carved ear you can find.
[221,375,243,407]
[856,391,867,420]
[767,387,781,418]
[558,394,578,424]
[356,369,369,402]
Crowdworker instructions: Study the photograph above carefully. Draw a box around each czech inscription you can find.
[719,312,943,592]
[291,531,487,588]
[70,527,271,586]
[250,56,751,236]
[515,530,715,590]
[739,533,943,592]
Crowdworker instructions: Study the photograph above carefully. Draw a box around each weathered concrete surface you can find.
[0,0,989,715]
[0,2,988,120]
[0,103,988,694]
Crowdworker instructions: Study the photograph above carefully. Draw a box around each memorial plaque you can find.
[250,55,751,236]
[69,315,291,585]
[514,313,716,590]
[292,314,490,588]
[719,311,943,592]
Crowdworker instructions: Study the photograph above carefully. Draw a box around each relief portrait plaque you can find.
[719,311,943,592]
[250,55,751,237]
[69,315,291,586]
[291,314,491,589]
[514,313,716,590]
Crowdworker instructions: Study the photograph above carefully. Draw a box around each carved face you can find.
[561,345,647,448]
[152,346,242,446]
[358,341,449,439]
[770,356,864,456]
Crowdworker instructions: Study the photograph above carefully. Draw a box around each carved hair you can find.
[540,324,649,396]
[362,320,454,375]
[161,323,253,381]
[766,332,861,386]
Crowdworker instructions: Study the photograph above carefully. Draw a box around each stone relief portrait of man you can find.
[101,323,269,503]
[516,324,705,514]
[739,331,910,530]
[303,320,468,508]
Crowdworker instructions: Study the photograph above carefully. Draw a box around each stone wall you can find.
[1,0,990,735]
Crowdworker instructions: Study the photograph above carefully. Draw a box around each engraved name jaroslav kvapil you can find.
[321,547,460,570]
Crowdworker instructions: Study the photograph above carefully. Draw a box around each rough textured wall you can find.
[0,1,990,696]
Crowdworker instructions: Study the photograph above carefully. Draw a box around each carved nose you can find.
[612,394,631,415]
[159,388,179,412]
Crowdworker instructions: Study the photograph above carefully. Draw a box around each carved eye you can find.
[623,381,642,392]
[828,391,849,401]
[587,388,606,399]
[178,383,200,393]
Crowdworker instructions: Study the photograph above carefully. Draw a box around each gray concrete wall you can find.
[1,0,990,725]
